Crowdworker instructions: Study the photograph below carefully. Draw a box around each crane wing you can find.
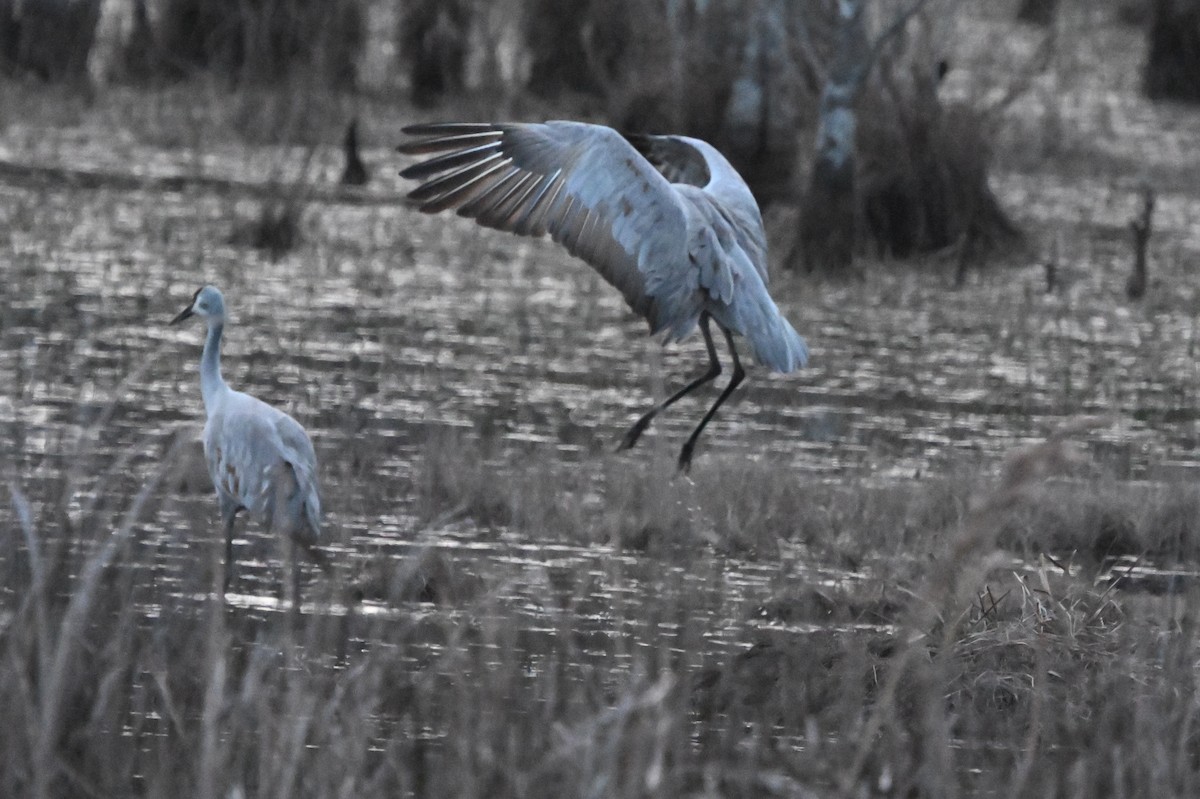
[271,412,321,537]
[626,132,770,287]
[621,133,711,188]
[399,121,702,335]
[205,396,320,538]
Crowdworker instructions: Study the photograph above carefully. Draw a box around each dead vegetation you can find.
[856,63,1021,273]
[5,408,1200,796]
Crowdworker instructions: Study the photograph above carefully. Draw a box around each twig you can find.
[982,21,1058,118]
[1044,233,1059,293]
[862,0,936,79]
[1041,551,1069,574]
[976,585,1010,622]
[8,482,51,696]
[1126,184,1155,300]
[793,6,830,86]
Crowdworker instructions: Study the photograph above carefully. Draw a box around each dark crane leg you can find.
[618,312,723,454]
[220,504,240,595]
[618,313,745,471]
[677,322,743,473]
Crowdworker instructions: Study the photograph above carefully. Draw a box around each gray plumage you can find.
[171,285,327,599]
[397,121,808,470]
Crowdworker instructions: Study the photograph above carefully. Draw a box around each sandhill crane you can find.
[171,285,329,603]
[397,121,808,471]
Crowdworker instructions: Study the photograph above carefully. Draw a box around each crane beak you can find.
[170,306,194,325]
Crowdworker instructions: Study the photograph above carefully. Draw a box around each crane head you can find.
[172,285,226,326]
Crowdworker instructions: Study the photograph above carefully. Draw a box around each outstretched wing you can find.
[399,121,702,334]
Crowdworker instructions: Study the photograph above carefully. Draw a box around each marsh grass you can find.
[7,411,1200,797]
[412,421,1200,570]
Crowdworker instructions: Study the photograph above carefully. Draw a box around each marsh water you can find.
[4,13,1200,776]
[4,132,1199,672]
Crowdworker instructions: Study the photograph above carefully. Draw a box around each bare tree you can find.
[1144,0,1200,103]
[787,0,1018,274]
[718,0,809,201]
[790,0,931,273]
[398,0,469,107]
[0,0,101,81]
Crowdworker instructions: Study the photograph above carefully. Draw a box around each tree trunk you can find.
[154,0,363,87]
[797,122,859,272]
[0,0,101,81]
[1144,0,1200,102]
[720,0,803,202]
[789,0,871,273]
[1016,0,1059,25]
[523,0,630,98]
[399,0,468,107]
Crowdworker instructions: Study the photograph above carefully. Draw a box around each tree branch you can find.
[863,0,936,79]
[793,7,830,87]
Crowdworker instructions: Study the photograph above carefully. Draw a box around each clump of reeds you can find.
[229,140,322,260]
[237,199,303,259]
[858,87,1021,268]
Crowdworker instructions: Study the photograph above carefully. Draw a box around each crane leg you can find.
[221,510,238,596]
[677,323,744,473]
[618,313,722,452]
[284,537,302,617]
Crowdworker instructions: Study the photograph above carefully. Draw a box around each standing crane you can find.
[171,285,329,604]
[397,121,808,471]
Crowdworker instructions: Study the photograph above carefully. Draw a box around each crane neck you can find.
[200,319,228,411]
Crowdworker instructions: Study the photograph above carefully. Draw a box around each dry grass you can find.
[5,409,1200,797]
